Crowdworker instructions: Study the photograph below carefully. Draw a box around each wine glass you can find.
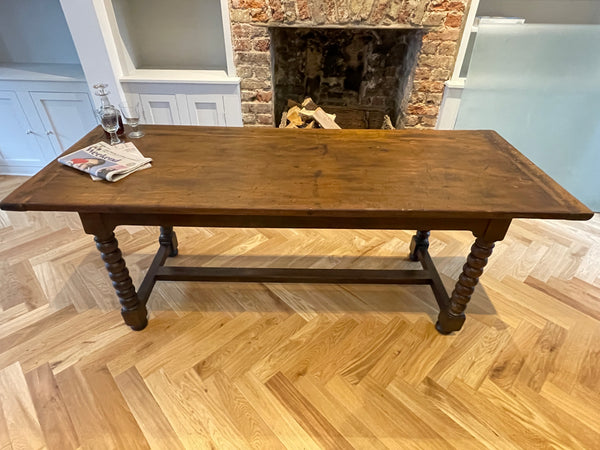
[120,102,145,138]
[98,106,121,145]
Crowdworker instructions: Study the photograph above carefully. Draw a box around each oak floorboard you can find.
[0,175,599,448]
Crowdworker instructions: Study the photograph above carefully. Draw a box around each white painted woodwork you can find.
[140,94,182,125]
[110,0,228,71]
[0,65,97,175]
[59,0,125,107]
[125,81,242,127]
[0,91,51,174]
[186,95,225,126]
[29,92,97,154]
[436,82,465,130]
[64,0,241,122]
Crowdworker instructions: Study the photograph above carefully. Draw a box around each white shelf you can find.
[445,78,466,89]
[110,0,230,73]
[0,63,86,82]
[120,69,240,85]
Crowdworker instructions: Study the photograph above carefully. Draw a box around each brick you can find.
[256,90,273,102]
[431,68,452,80]
[423,28,461,41]
[235,0,266,8]
[233,39,253,51]
[414,67,432,81]
[270,0,285,21]
[230,9,252,23]
[242,112,257,123]
[325,0,338,23]
[241,90,257,102]
[310,0,328,23]
[421,41,439,55]
[282,1,298,21]
[429,1,466,12]
[253,39,271,52]
[412,80,446,93]
[406,103,439,116]
[445,13,463,28]
[418,54,454,69]
[410,92,427,104]
[256,113,274,125]
[236,66,254,78]
[231,24,249,39]
[420,116,438,127]
[422,12,446,26]
[233,24,268,39]
[235,52,271,66]
[403,114,420,127]
[242,102,273,114]
[337,0,350,22]
[251,9,270,22]
[297,0,311,20]
[370,0,390,24]
[253,67,272,79]
[425,93,443,106]
[408,0,429,24]
[240,78,271,90]
[437,41,457,56]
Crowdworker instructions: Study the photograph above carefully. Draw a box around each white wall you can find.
[110,0,228,71]
[0,0,80,64]
[478,0,600,24]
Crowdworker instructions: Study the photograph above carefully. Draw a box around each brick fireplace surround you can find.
[229,0,468,128]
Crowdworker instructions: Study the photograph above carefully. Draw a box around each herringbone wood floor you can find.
[1,175,599,449]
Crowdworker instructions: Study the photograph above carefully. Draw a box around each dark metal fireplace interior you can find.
[270,26,423,129]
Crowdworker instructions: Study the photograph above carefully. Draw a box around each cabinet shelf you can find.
[120,69,239,85]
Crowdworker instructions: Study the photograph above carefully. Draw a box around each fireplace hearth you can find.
[229,0,467,128]
[271,25,423,128]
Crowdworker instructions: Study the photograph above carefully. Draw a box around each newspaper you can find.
[58,141,152,182]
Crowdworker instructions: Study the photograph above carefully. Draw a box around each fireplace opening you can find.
[270,26,423,129]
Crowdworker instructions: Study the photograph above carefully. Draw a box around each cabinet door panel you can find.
[140,94,181,125]
[0,90,48,169]
[30,91,97,154]
[187,95,225,126]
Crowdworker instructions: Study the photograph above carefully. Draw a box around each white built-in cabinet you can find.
[0,0,97,175]
[62,0,242,127]
[0,68,97,175]
[122,79,242,126]
[0,0,242,174]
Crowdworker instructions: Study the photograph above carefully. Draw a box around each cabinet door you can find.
[186,95,226,126]
[140,94,182,125]
[30,91,97,154]
[0,90,52,174]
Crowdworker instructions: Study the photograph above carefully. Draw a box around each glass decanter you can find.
[94,83,124,137]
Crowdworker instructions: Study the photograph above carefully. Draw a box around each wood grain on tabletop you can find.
[0,125,592,221]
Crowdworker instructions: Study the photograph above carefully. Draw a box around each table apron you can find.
[79,213,511,239]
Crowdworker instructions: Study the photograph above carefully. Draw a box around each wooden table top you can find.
[0,125,593,221]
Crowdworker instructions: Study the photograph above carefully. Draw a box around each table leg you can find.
[436,237,495,334]
[159,226,178,257]
[94,231,147,331]
[409,230,430,261]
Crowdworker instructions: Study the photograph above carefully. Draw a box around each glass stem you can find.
[110,131,120,145]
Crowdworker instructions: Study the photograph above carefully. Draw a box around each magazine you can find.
[58,141,152,182]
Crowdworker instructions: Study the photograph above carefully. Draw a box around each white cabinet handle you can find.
[46,130,54,135]
[26,129,34,134]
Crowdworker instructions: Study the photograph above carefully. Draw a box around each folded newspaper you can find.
[58,141,152,182]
